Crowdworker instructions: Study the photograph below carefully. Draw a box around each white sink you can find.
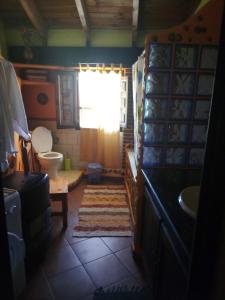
[178,186,200,218]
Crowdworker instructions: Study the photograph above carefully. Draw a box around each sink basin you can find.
[178,186,200,218]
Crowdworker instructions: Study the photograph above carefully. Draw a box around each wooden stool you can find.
[50,178,68,229]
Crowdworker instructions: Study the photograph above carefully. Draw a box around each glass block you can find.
[145,72,170,95]
[191,125,208,144]
[197,74,214,96]
[166,148,186,165]
[149,44,172,68]
[143,147,162,167]
[170,99,192,120]
[167,124,188,143]
[174,45,198,68]
[172,73,195,95]
[194,100,211,120]
[144,123,164,144]
[189,148,205,165]
[200,46,218,69]
[144,98,167,120]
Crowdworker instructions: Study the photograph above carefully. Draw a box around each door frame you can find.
[188,3,225,299]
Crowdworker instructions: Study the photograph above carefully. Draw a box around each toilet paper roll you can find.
[64,158,71,171]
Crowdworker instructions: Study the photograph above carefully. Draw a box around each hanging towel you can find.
[0,57,30,171]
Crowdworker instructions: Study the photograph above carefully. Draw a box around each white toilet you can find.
[32,126,63,179]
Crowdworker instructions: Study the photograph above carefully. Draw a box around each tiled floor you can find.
[20,178,146,300]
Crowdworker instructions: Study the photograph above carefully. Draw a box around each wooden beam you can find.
[19,0,47,42]
[132,0,139,46]
[74,0,90,44]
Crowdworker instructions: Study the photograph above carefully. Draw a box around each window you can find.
[78,70,128,132]
[56,69,128,130]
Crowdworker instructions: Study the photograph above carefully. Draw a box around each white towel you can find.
[0,57,30,170]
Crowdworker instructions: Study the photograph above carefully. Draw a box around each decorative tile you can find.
[149,44,172,68]
[145,72,170,95]
[143,123,164,144]
[166,148,186,165]
[142,147,162,167]
[170,99,192,120]
[144,98,167,120]
[167,124,188,143]
[191,125,208,144]
[197,74,214,96]
[189,148,205,165]
[172,73,195,95]
[200,46,218,69]
[194,100,211,120]
[174,45,198,69]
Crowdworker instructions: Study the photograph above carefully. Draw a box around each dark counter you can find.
[142,168,201,266]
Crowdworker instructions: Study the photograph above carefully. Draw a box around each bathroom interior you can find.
[1,0,225,299]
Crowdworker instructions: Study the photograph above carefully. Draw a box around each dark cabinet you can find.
[156,224,187,300]
[141,187,187,300]
[142,188,162,291]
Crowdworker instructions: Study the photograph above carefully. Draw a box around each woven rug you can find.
[73,185,132,237]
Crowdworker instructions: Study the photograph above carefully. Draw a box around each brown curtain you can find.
[80,128,120,169]
[14,133,40,173]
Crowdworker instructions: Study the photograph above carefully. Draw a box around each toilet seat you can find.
[38,151,63,160]
[32,126,53,153]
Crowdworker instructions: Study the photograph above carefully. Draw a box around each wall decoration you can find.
[167,124,188,143]
[149,44,172,68]
[165,148,186,165]
[144,98,167,120]
[143,123,164,144]
[145,72,170,95]
[170,99,192,120]
[174,45,198,69]
[200,46,218,69]
[143,147,162,167]
[172,72,195,95]
[194,100,211,120]
[197,74,214,96]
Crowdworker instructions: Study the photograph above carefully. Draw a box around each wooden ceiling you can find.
[0,0,202,45]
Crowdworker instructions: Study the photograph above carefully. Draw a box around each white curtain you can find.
[78,70,121,133]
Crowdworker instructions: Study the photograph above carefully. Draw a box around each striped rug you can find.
[73,185,132,237]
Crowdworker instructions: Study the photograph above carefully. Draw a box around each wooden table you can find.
[49,178,68,229]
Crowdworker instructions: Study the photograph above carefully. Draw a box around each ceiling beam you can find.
[74,0,90,45]
[132,0,139,46]
[19,0,47,43]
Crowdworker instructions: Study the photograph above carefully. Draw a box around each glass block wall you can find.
[142,43,218,168]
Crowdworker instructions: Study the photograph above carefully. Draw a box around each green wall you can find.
[0,19,8,57]
[6,28,146,48]
[195,0,211,12]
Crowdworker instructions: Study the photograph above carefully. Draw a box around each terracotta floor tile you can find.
[71,237,112,264]
[49,265,95,300]
[84,254,130,288]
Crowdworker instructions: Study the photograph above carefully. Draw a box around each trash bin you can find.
[87,163,103,184]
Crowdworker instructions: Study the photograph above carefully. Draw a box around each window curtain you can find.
[79,70,121,169]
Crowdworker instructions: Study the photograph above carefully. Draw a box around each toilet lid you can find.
[32,127,53,153]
